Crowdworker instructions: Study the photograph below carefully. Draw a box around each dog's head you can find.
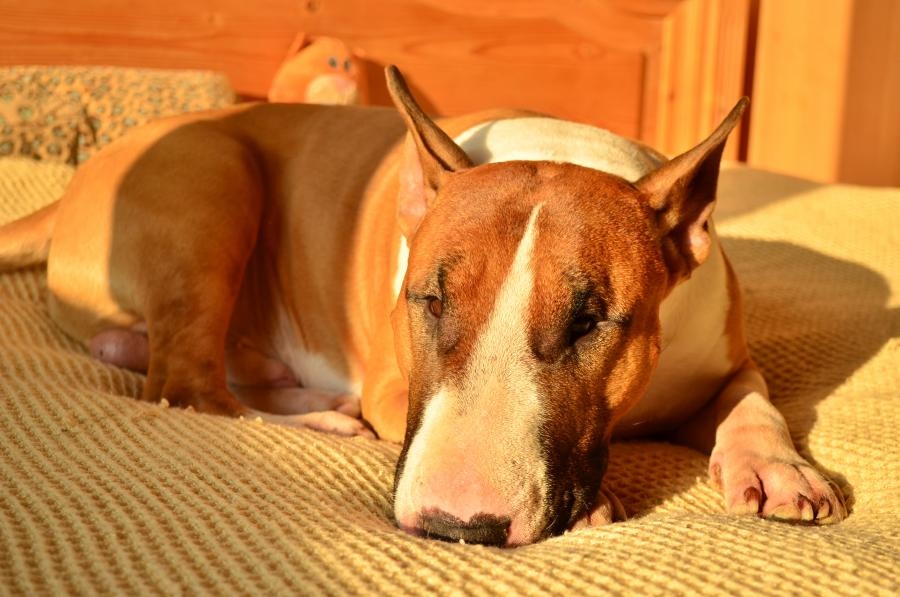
[385,66,746,546]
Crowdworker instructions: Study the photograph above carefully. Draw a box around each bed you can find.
[0,62,898,594]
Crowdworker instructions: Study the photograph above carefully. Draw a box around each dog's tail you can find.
[0,201,59,270]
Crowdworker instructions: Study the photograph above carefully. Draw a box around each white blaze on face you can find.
[394,205,549,545]
[392,236,410,301]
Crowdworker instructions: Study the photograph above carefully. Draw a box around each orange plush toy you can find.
[268,34,367,105]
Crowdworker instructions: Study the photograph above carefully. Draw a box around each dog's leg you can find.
[85,256,249,417]
[90,316,370,436]
[114,131,266,418]
[140,277,249,417]
[674,362,846,523]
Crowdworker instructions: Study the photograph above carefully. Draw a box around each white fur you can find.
[393,385,451,517]
[615,223,734,435]
[454,117,664,181]
[392,237,410,301]
[280,343,360,397]
[276,236,406,396]
[394,206,548,543]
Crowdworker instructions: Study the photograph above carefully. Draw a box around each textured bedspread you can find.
[1,158,897,595]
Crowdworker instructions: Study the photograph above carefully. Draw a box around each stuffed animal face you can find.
[268,36,366,105]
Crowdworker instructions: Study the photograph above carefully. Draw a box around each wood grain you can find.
[838,0,900,186]
[0,0,305,97]
[748,0,900,185]
[652,0,751,159]
[0,0,749,155]
[306,0,647,136]
[748,0,853,183]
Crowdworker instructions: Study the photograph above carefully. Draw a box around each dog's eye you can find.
[426,296,444,319]
[568,315,596,344]
[328,56,338,69]
[343,59,352,72]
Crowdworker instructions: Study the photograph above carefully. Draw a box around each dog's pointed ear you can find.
[636,97,748,278]
[386,65,473,237]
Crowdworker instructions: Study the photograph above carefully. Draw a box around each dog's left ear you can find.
[636,98,748,278]
[386,65,473,237]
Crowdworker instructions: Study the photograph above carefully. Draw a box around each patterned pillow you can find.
[0,88,95,165]
[0,66,235,165]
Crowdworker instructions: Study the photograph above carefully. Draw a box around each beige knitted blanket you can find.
[0,158,897,595]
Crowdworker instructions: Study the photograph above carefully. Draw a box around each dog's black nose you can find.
[419,511,511,546]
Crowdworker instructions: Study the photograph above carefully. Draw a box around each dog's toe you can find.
[712,452,846,524]
[760,461,846,524]
[569,486,627,531]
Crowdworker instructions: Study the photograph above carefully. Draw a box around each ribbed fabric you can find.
[0,158,897,595]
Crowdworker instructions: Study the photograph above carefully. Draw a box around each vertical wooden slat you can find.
[838,0,900,186]
[650,0,750,158]
[710,0,752,160]
[747,0,854,183]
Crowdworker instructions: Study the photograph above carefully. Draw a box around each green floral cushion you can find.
[0,66,235,166]
[0,92,94,165]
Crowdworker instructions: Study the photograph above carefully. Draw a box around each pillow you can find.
[0,66,236,165]
[0,81,95,165]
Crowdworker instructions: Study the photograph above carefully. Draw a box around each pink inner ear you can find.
[687,202,716,265]
[397,137,427,238]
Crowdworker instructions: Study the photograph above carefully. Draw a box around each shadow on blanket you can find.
[3,160,890,526]
[601,238,890,520]
[720,238,889,512]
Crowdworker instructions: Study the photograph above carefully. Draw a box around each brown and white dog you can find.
[0,67,845,546]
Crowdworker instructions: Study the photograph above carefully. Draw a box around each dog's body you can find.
[0,68,845,546]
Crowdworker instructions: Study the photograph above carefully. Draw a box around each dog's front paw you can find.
[249,409,376,439]
[709,449,846,524]
[569,486,627,531]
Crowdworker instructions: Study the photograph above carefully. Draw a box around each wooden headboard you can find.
[0,0,751,157]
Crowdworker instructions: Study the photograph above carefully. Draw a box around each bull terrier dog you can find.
[0,66,846,545]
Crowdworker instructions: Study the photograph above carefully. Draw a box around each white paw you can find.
[710,449,846,524]
[249,409,376,439]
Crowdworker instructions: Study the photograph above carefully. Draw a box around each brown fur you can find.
[0,70,845,540]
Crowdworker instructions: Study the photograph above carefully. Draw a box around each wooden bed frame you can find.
[0,0,751,158]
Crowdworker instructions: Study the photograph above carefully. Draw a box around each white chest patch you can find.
[282,346,360,396]
[271,308,360,396]
[614,231,735,435]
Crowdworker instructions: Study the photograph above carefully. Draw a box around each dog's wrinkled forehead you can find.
[406,160,663,313]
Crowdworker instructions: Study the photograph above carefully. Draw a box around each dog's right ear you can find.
[386,65,473,237]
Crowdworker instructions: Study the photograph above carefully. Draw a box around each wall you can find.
[748,0,900,185]
[1,0,898,184]
[0,0,748,158]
